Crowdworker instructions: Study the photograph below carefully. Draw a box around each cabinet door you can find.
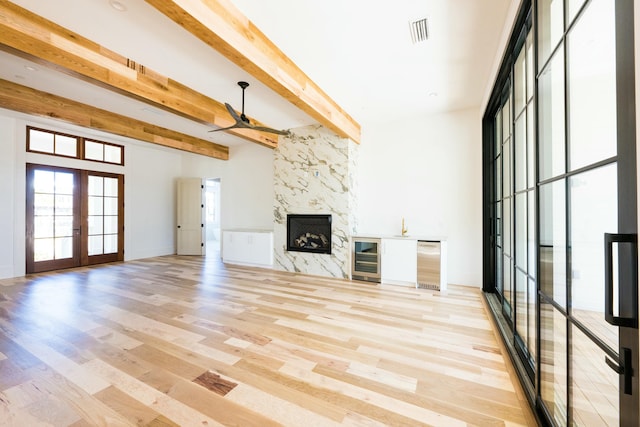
[222,231,236,262]
[381,239,417,285]
[245,232,273,266]
[223,231,273,267]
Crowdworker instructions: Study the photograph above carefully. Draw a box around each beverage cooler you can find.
[351,237,381,283]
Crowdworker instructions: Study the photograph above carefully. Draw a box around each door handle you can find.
[606,348,633,395]
[604,233,638,328]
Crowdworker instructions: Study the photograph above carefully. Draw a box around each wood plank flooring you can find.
[0,255,537,426]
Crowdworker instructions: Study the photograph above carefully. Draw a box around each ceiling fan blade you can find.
[209,121,253,132]
[209,122,289,136]
[209,84,290,136]
[250,125,291,136]
[208,124,239,133]
[224,103,243,123]
[209,103,250,132]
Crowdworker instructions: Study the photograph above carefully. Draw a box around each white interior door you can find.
[177,178,205,255]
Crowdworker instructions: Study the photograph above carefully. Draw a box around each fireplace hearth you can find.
[287,214,332,254]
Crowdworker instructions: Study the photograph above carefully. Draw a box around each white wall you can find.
[181,142,274,230]
[0,115,18,279]
[0,109,274,279]
[125,143,182,260]
[357,108,483,287]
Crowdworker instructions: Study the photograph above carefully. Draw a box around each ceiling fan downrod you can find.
[238,81,249,123]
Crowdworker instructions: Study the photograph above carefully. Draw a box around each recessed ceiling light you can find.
[24,65,38,72]
[109,0,127,12]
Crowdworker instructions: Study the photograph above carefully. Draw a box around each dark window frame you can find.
[27,126,125,166]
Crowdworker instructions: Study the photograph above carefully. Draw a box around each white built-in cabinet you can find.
[381,238,417,286]
[222,230,273,268]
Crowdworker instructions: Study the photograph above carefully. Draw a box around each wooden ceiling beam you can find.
[145,0,362,144]
[0,0,278,149]
[0,79,229,160]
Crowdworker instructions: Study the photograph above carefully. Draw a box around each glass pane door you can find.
[513,27,536,373]
[536,0,638,425]
[493,24,537,377]
[569,165,618,350]
[26,165,124,273]
[26,165,81,273]
[483,0,637,425]
[87,175,120,254]
[83,171,124,265]
[500,84,514,320]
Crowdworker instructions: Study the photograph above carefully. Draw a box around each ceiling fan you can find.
[209,81,290,136]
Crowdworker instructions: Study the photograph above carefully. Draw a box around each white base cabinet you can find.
[381,238,417,286]
[353,235,447,291]
[222,230,273,268]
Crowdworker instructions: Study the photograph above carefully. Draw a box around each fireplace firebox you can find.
[286,214,332,254]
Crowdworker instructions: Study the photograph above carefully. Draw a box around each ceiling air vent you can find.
[409,18,429,44]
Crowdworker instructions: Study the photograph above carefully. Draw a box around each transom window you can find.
[27,127,124,166]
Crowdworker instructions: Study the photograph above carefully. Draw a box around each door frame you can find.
[81,170,125,266]
[26,163,125,274]
[613,0,639,418]
[205,178,222,255]
[25,164,81,273]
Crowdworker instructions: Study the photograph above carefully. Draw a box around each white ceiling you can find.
[0,0,513,148]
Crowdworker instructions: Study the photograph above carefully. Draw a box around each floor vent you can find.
[417,281,439,290]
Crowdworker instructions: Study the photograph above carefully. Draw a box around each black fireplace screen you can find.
[286,214,332,254]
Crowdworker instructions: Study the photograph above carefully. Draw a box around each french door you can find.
[26,164,124,273]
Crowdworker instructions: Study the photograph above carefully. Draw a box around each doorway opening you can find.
[205,178,221,257]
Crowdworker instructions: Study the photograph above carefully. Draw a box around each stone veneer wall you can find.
[273,125,358,278]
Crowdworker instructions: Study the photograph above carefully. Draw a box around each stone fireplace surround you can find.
[273,125,358,278]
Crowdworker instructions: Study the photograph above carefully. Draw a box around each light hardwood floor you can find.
[0,255,537,426]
